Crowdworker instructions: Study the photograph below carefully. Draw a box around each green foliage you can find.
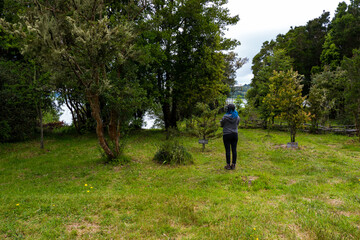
[143,0,241,129]
[1,130,360,238]
[186,101,222,151]
[249,49,293,126]
[329,0,360,59]
[222,52,248,87]
[320,31,341,69]
[342,48,360,140]
[263,70,309,143]
[153,140,193,165]
[0,59,55,142]
[307,84,334,131]
[0,0,147,158]
[240,98,259,128]
[276,12,330,94]
[308,66,347,127]
[252,11,330,96]
[233,95,244,114]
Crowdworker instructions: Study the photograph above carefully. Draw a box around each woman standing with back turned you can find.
[220,104,240,170]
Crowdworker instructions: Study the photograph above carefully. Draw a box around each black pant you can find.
[223,133,238,165]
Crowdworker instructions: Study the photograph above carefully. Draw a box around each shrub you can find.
[153,141,193,165]
[99,137,129,164]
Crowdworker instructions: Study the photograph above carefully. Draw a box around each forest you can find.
[0,0,246,159]
[2,1,360,239]
[1,0,360,153]
[247,0,360,137]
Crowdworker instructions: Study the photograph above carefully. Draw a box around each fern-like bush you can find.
[153,141,193,165]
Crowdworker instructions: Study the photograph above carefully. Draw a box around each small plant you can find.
[100,137,129,164]
[153,141,193,165]
[186,102,222,151]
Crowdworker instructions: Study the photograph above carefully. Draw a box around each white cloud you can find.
[225,0,351,85]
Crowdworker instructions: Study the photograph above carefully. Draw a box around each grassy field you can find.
[1,129,360,239]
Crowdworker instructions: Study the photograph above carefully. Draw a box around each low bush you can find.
[153,141,193,165]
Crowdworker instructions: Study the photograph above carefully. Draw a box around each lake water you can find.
[226,98,247,105]
[60,98,247,129]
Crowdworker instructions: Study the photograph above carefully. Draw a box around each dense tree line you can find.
[0,0,244,159]
[247,0,360,139]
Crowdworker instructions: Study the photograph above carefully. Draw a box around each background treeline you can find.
[247,0,360,135]
[0,0,246,159]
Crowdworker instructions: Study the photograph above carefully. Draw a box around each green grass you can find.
[1,129,360,239]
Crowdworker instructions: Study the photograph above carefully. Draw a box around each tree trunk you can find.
[108,110,120,155]
[356,107,360,142]
[169,96,178,129]
[290,125,296,143]
[88,93,115,159]
[162,101,171,131]
[38,103,44,149]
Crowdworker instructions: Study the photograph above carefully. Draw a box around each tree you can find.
[342,48,360,140]
[144,0,240,130]
[309,66,347,123]
[187,102,222,151]
[276,11,330,95]
[222,51,248,88]
[320,31,341,69]
[0,60,37,142]
[307,84,334,132]
[1,0,143,159]
[248,49,293,127]
[328,0,360,60]
[263,70,308,143]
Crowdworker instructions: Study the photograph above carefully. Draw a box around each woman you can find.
[220,104,240,170]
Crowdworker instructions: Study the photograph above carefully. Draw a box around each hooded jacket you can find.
[220,114,240,135]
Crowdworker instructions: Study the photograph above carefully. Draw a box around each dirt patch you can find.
[273,144,287,149]
[66,220,100,236]
[327,144,338,148]
[273,144,303,150]
[240,176,259,185]
[325,198,344,207]
[339,211,352,217]
[288,224,314,240]
[267,195,286,207]
[288,179,297,185]
[345,139,360,145]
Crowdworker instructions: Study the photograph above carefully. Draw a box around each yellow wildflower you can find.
[16,204,20,206]
[85,184,88,186]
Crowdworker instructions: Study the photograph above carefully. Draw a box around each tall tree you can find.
[1,0,143,159]
[144,0,240,130]
[328,0,360,59]
[310,66,347,122]
[276,11,330,94]
[342,48,360,140]
[263,70,308,143]
[247,48,293,126]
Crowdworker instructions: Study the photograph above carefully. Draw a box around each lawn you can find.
[1,129,360,239]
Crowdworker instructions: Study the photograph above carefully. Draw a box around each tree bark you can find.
[38,103,44,149]
[290,125,296,143]
[170,96,178,129]
[108,110,120,155]
[87,93,115,159]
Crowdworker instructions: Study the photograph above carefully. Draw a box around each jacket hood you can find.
[223,114,238,123]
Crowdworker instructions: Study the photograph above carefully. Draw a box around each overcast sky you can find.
[225,0,351,85]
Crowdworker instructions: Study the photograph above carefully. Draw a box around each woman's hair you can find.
[226,104,238,119]
[226,104,236,113]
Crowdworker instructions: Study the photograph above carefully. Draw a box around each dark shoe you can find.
[230,164,236,170]
[224,164,231,170]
